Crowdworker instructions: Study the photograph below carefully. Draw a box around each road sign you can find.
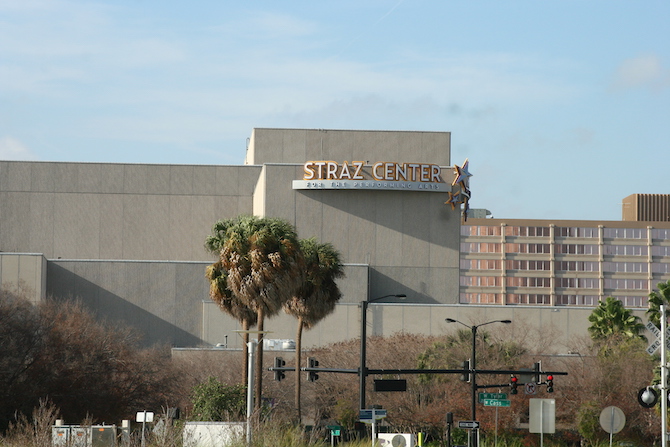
[327,425,342,436]
[529,399,556,434]
[479,392,507,402]
[525,382,537,395]
[458,421,480,430]
[484,399,511,407]
[359,409,387,422]
[599,406,625,434]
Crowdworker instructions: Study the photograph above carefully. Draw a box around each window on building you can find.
[603,228,647,239]
[554,244,599,255]
[507,294,551,305]
[556,227,599,238]
[602,262,647,273]
[556,261,600,272]
[556,278,600,288]
[461,242,502,253]
[460,293,504,304]
[652,263,670,274]
[651,229,670,240]
[604,279,649,290]
[603,245,648,256]
[652,246,670,257]
[555,295,598,306]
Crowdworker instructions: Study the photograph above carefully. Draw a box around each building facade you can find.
[0,128,667,352]
[460,218,670,308]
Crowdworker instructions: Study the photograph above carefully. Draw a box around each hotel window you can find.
[554,244,599,255]
[556,278,600,289]
[555,295,598,306]
[652,229,670,240]
[505,243,551,254]
[461,242,502,253]
[462,225,502,236]
[604,279,649,290]
[603,228,647,239]
[505,226,550,237]
[652,246,670,257]
[506,260,551,270]
[460,276,503,287]
[652,263,670,274]
[506,277,551,287]
[507,294,551,305]
[461,259,502,270]
[556,227,599,238]
[460,293,504,304]
[602,262,647,273]
[555,261,599,272]
[603,245,648,256]
[617,296,648,308]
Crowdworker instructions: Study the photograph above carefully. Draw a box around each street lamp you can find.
[360,293,406,410]
[445,318,511,446]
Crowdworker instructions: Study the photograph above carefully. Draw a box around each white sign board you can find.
[599,406,625,434]
[136,411,154,423]
[529,399,555,434]
[645,321,670,355]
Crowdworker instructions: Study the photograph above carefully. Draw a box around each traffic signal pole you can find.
[662,305,667,447]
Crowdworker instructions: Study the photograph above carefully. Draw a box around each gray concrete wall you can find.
[0,161,260,261]
[46,259,210,346]
[245,128,451,166]
[0,253,47,303]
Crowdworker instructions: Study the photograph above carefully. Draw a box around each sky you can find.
[1,1,668,221]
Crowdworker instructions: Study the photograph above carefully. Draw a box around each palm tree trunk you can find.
[255,307,264,411]
[294,318,304,423]
[242,318,250,386]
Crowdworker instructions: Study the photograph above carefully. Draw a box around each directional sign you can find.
[458,421,480,430]
[525,382,537,395]
[484,399,511,407]
[479,392,507,402]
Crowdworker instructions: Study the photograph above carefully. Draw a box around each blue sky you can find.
[1,1,668,220]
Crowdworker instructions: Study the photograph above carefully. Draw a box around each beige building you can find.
[0,129,667,353]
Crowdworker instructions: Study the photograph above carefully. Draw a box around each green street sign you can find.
[484,399,511,407]
[479,392,507,402]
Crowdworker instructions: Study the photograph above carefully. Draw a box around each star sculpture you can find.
[444,191,462,210]
[452,158,472,188]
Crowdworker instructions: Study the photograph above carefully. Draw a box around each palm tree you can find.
[205,261,257,385]
[646,279,670,329]
[208,215,304,410]
[588,296,646,341]
[283,238,344,422]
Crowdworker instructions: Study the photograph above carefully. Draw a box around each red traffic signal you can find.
[510,376,518,394]
[546,375,554,393]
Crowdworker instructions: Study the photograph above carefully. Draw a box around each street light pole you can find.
[445,318,512,447]
[359,294,406,410]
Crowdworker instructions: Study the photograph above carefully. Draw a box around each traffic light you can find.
[308,357,319,382]
[510,376,518,394]
[638,387,659,408]
[460,360,471,382]
[274,357,285,381]
[546,375,554,393]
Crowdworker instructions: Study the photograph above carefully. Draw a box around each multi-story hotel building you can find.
[460,216,670,309]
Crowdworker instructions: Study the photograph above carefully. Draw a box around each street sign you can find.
[359,409,387,422]
[458,421,480,430]
[525,382,537,395]
[529,399,556,434]
[479,392,507,402]
[484,399,511,407]
[327,425,342,436]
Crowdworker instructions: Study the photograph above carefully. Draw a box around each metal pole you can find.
[662,304,667,447]
[360,300,368,411]
[471,326,477,447]
[246,340,256,446]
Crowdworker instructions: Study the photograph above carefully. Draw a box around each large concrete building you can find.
[0,129,668,353]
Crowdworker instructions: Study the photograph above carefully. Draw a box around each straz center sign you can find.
[292,161,448,192]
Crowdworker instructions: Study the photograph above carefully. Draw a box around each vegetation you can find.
[204,215,306,410]
[283,237,345,422]
[0,285,186,432]
[190,377,246,422]
[646,279,670,329]
[587,296,646,341]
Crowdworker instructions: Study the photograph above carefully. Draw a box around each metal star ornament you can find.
[452,158,472,188]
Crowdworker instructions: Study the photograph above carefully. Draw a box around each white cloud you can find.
[0,137,37,160]
[611,54,670,91]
